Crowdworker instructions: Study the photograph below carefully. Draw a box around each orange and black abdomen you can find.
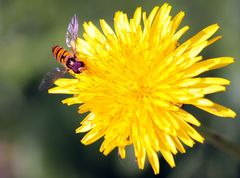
[52,45,71,64]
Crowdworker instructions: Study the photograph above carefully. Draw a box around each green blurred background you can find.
[0,0,239,178]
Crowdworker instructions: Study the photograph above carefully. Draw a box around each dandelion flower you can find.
[49,3,236,174]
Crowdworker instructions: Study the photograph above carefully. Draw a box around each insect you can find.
[39,15,85,91]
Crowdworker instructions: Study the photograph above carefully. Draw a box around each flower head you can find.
[49,3,236,174]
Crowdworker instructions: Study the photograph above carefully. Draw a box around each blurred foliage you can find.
[0,0,239,178]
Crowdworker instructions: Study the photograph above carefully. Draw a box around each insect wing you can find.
[66,14,79,52]
[38,67,66,91]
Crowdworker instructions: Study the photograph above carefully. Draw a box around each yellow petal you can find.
[118,146,126,159]
[197,103,236,118]
[161,150,175,167]
[147,149,160,174]
[184,57,234,78]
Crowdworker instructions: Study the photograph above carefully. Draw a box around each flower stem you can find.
[199,126,240,161]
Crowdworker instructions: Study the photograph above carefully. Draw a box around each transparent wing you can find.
[66,14,79,52]
[38,67,66,91]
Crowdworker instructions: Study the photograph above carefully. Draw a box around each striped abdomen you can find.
[52,45,72,65]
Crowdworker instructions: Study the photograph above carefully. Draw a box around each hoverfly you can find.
[38,15,85,91]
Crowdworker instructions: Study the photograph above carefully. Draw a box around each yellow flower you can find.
[49,3,236,174]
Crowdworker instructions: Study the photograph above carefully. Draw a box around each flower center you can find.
[122,80,152,100]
